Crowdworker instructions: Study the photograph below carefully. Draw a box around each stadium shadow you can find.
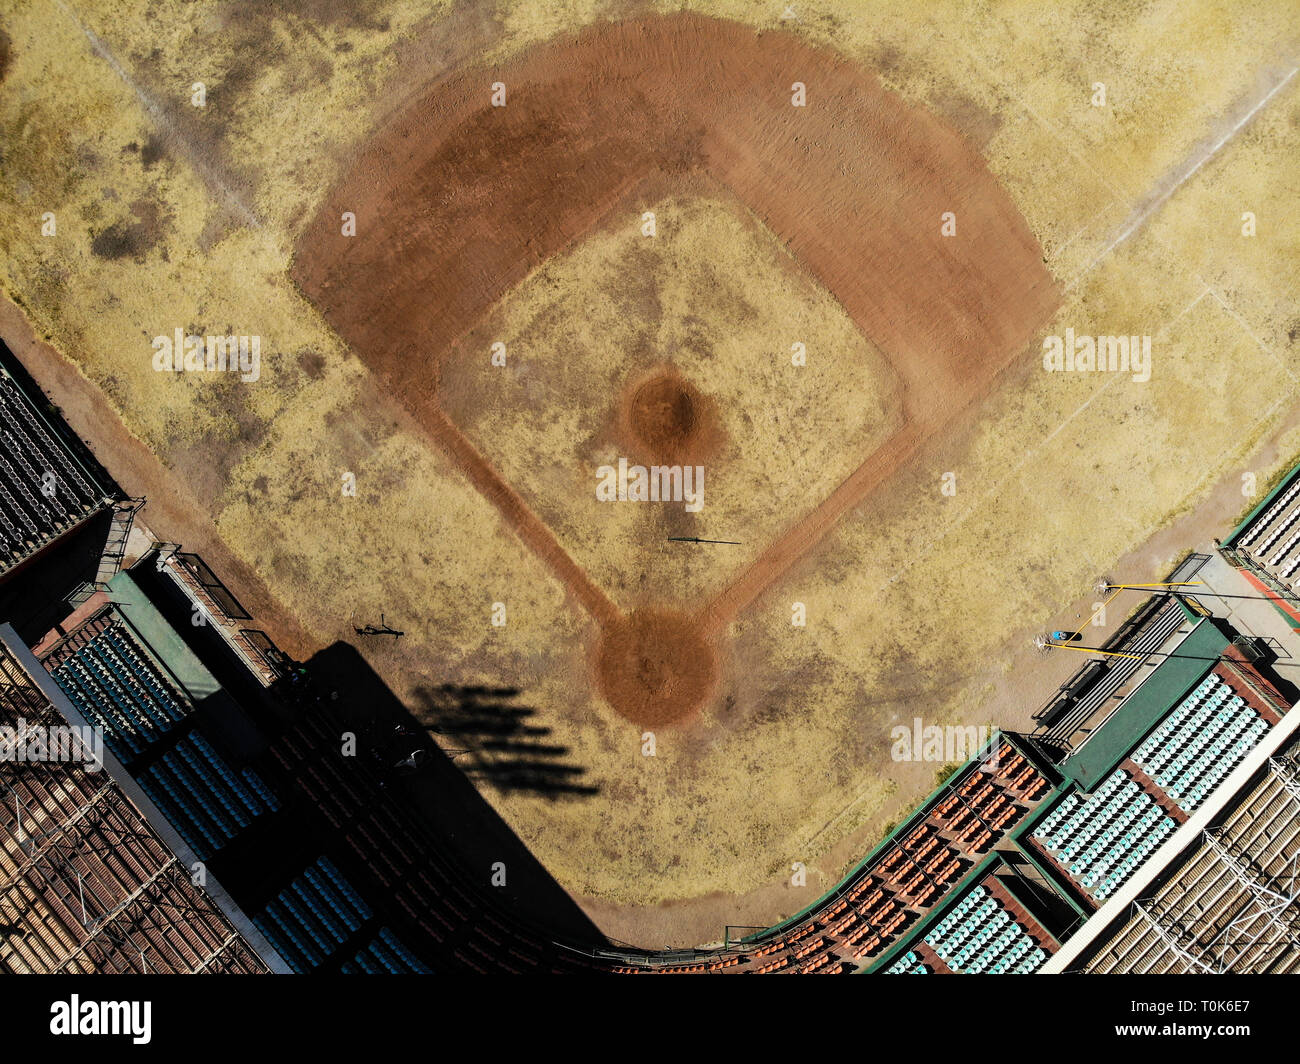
[106,561,609,958]
[294,642,605,947]
[410,682,600,800]
[0,509,115,642]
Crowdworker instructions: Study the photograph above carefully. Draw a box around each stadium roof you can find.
[1058,618,1229,790]
[106,567,222,700]
[0,622,284,972]
[0,622,289,972]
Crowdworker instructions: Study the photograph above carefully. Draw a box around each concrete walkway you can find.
[1188,547,1300,688]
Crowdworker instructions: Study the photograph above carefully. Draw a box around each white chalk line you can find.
[1078,65,1299,282]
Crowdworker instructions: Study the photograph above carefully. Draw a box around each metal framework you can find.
[0,641,267,974]
[1080,749,1300,974]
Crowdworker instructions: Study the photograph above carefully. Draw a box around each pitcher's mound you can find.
[596,609,716,726]
[623,366,720,466]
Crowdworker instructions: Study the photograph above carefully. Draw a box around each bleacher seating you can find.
[137,733,279,859]
[341,928,433,974]
[1131,673,1270,813]
[267,713,596,973]
[1248,480,1300,555]
[253,856,374,972]
[1032,770,1177,901]
[922,885,1047,974]
[726,740,1053,971]
[0,373,107,573]
[50,623,190,762]
[882,949,930,974]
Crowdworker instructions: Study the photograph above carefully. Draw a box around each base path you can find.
[425,405,621,629]
[294,12,1056,401]
[698,420,927,635]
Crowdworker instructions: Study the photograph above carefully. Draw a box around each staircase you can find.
[94,498,142,586]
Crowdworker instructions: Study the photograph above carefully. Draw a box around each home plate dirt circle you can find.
[595,609,717,726]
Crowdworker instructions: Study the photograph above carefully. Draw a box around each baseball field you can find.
[2,0,1298,945]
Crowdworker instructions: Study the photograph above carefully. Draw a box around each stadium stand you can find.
[0,629,273,973]
[263,707,606,974]
[1020,618,1289,909]
[342,928,434,975]
[866,854,1062,975]
[1055,740,1300,974]
[45,611,193,763]
[0,367,115,580]
[254,857,377,973]
[1221,459,1300,628]
[6,359,1298,976]
[672,733,1062,974]
[1031,770,1178,902]
[1130,672,1269,813]
[920,884,1048,974]
[861,596,1297,974]
[137,734,280,860]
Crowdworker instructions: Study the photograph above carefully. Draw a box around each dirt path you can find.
[425,404,621,627]
[295,14,1055,394]
[699,420,926,634]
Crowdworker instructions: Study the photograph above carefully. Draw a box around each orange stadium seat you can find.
[869,900,897,926]
[851,935,881,959]
[914,835,942,863]
[996,753,1025,779]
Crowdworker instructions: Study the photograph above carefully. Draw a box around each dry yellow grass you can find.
[1,0,1298,918]
[440,194,901,607]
